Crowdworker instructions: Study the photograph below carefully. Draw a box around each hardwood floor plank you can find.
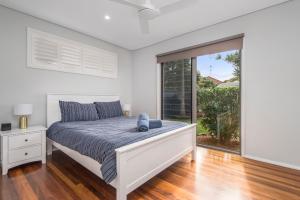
[18,163,82,200]
[48,162,101,200]
[9,169,38,200]
[1,147,299,200]
[48,153,116,200]
[0,173,18,200]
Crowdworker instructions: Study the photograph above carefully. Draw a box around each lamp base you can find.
[123,111,130,117]
[19,116,28,129]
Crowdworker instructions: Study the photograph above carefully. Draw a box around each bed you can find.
[46,94,197,200]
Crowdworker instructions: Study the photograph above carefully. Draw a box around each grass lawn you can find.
[196,118,209,136]
[166,116,240,152]
[165,116,208,136]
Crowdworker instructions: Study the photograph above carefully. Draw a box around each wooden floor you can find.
[1,147,300,200]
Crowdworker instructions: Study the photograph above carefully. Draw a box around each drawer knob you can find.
[25,139,28,142]
[25,152,28,156]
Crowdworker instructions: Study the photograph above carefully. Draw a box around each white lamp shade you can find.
[14,104,33,116]
[123,104,131,112]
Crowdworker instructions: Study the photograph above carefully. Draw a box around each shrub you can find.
[198,87,240,143]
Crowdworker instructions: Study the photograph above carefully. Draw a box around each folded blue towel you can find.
[137,119,149,132]
[137,113,162,132]
[149,120,162,129]
[138,113,149,121]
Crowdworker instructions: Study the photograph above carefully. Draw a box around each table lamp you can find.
[123,104,131,117]
[14,104,33,129]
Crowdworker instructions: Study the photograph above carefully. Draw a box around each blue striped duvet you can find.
[47,117,187,183]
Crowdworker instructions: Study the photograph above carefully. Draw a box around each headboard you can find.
[47,94,119,127]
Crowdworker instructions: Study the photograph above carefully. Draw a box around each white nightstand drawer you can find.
[9,132,42,149]
[8,145,41,163]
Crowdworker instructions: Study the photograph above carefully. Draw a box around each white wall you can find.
[0,5,132,127]
[132,1,300,169]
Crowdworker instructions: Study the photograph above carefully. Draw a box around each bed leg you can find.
[192,127,197,161]
[116,188,127,200]
[47,139,53,155]
[192,148,197,161]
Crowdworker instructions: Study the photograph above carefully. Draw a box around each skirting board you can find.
[243,154,300,171]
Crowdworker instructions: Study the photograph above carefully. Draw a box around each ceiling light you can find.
[104,15,110,20]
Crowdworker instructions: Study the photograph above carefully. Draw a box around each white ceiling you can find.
[0,0,289,50]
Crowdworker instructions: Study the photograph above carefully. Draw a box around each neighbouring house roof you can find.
[206,76,223,85]
[217,81,239,88]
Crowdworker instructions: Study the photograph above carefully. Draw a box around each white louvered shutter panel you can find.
[83,47,102,70]
[31,34,59,68]
[82,47,104,77]
[102,50,118,78]
[82,47,118,78]
[60,42,82,72]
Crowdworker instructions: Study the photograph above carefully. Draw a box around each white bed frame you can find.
[46,94,197,200]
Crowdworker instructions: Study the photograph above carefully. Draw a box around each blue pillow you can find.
[94,101,123,119]
[59,101,99,122]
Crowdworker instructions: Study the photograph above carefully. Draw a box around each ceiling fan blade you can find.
[139,16,150,34]
[109,0,145,9]
[159,0,198,15]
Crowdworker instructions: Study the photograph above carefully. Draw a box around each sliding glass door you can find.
[161,59,192,123]
[160,36,243,154]
[196,50,241,153]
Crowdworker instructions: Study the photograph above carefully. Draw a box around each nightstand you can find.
[0,126,47,175]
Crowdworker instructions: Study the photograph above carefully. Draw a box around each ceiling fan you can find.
[110,0,196,34]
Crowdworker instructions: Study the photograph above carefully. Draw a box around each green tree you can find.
[197,72,216,89]
[198,87,240,143]
[216,50,241,81]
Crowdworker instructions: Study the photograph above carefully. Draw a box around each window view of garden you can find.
[197,50,241,152]
[161,49,241,153]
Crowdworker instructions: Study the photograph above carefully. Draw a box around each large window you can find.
[161,59,192,123]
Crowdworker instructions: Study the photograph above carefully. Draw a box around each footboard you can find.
[115,124,197,200]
